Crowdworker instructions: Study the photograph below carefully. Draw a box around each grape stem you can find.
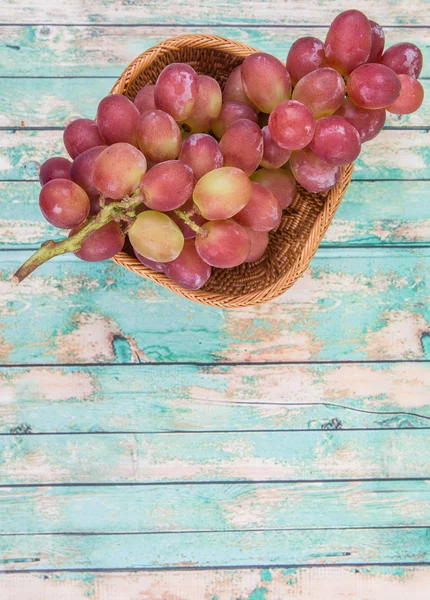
[174,209,207,237]
[12,194,144,284]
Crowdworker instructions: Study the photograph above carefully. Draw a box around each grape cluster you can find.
[36,9,424,291]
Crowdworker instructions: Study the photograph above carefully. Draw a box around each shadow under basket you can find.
[110,34,353,308]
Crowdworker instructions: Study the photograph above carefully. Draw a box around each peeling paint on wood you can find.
[0,248,428,364]
[0,26,429,78]
[1,430,429,485]
[0,363,429,433]
[1,480,430,534]
[1,567,430,599]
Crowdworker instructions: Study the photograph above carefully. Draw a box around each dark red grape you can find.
[245,229,269,262]
[141,161,194,212]
[39,157,72,186]
[223,65,254,106]
[179,134,223,181]
[154,63,198,121]
[387,74,424,115]
[97,94,140,146]
[69,221,125,262]
[286,37,325,86]
[212,101,258,139]
[292,68,345,118]
[324,9,372,75]
[39,179,90,229]
[268,100,315,150]
[250,167,297,209]
[164,239,212,290]
[219,119,263,176]
[135,251,166,272]
[181,75,222,133]
[380,42,423,78]
[195,220,251,268]
[310,116,361,166]
[347,63,401,109]
[260,126,291,169]
[63,119,106,159]
[134,85,156,114]
[335,98,385,142]
[234,182,282,231]
[70,145,107,201]
[136,109,182,162]
[290,147,342,193]
[367,20,385,63]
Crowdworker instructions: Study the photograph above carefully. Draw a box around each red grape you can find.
[141,160,194,211]
[93,143,147,199]
[386,74,424,115]
[167,198,207,239]
[310,115,361,166]
[367,20,385,63]
[69,221,125,262]
[250,167,297,210]
[129,211,184,262]
[324,9,372,75]
[195,220,251,268]
[380,42,423,78]
[154,63,198,121]
[219,119,263,176]
[181,75,222,133]
[134,85,156,114]
[268,100,315,150]
[335,98,385,142]
[39,157,72,186]
[212,101,258,139]
[286,37,325,86]
[260,126,291,169]
[292,68,345,118]
[135,251,166,272]
[63,119,106,159]
[290,147,342,193]
[223,65,254,106]
[347,63,401,109]
[234,182,282,231]
[179,134,223,181]
[193,166,252,220]
[241,53,292,113]
[97,95,140,146]
[70,145,107,201]
[164,239,212,290]
[39,179,90,229]
[245,229,269,263]
[136,109,182,162]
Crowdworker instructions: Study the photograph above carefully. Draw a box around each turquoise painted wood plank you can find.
[1,430,429,484]
[1,567,430,600]
[0,248,428,364]
[1,0,427,26]
[1,129,428,182]
[1,77,429,128]
[0,26,429,77]
[2,480,429,534]
[1,180,429,250]
[1,363,429,434]
[1,527,429,570]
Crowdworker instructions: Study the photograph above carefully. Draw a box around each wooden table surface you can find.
[0,0,429,598]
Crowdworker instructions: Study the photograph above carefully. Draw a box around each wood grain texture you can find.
[2,0,428,25]
[0,248,428,364]
[1,527,429,570]
[1,77,429,128]
[1,430,429,485]
[0,26,429,77]
[1,363,429,434]
[2,180,429,250]
[1,129,429,182]
[2,567,430,600]
[2,480,430,534]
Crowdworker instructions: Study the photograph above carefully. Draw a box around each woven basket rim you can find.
[109,34,353,308]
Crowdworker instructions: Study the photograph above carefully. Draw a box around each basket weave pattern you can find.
[110,34,353,308]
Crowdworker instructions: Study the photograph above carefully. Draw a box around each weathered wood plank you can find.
[0,248,428,364]
[0,26,429,77]
[1,430,429,484]
[1,0,427,25]
[1,363,429,434]
[1,180,429,250]
[1,567,430,600]
[1,527,429,570]
[2,480,429,534]
[1,77,428,128]
[1,129,428,182]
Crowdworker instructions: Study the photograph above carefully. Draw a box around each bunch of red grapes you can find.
[37,9,424,291]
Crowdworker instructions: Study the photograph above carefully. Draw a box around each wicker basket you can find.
[110,34,353,308]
